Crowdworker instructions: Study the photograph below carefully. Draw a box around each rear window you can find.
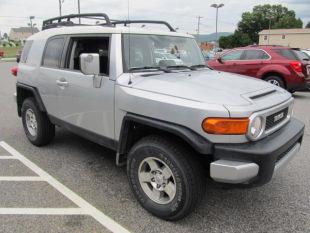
[20,40,33,63]
[273,49,298,60]
[42,38,65,68]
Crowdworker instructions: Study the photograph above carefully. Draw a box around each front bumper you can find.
[210,118,304,186]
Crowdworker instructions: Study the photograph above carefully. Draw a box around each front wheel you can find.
[127,135,206,221]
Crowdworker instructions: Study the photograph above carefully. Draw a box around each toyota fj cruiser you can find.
[13,13,304,220]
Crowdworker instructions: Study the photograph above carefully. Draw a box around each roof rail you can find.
[42,13,176,32]
[42,13,111,30]
[103,20,176,32]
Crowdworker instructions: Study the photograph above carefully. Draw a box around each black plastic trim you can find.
[49,115,117,151]
[214,118,304,186]
[16,83,46,116]
[118,113,213,155]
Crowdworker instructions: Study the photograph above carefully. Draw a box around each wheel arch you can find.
[16,83,46,117]
[117,113,214,160]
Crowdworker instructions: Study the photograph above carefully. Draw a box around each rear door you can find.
[234,49,271,77]
[39,36,66,117]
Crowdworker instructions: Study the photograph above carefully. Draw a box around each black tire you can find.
[264,76,285,89]
[127,135,206,221]
[21,97,55,146]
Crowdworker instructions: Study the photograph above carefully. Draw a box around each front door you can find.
[56,35,115,141]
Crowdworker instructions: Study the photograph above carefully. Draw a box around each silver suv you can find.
[14,14,304,220]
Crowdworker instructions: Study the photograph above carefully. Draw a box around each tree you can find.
[219,32,252,49]
[3,33,8,40]
[220,4,303,47]
[306,22,310,28]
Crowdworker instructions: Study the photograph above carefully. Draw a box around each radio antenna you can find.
[127,0,132,85]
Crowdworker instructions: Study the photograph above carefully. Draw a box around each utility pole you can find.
[59,0,65,16]
[78,0,81,24]
[268,18,271,45]
[196,16,203,43]
[211,3,224,47]
[29,16,35,34]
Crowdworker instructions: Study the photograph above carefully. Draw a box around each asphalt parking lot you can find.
[0,61,309,233]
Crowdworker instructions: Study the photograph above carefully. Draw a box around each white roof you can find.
[259,28,310,35]
[28,25,193,40]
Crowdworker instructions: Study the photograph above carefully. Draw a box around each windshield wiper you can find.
[190,64,208,69]
[129,66,171,73]
[166,65,196,71]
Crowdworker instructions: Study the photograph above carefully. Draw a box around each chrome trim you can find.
[274,143,301,172]
[210,160,259,184]
[247,98,294,141]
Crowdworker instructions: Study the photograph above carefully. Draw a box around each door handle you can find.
[56,79,69,87]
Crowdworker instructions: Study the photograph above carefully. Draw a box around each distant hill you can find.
[194,32,233,43]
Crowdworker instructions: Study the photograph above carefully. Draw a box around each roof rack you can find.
[107,20,176,32]
[42,13,111,30]
[42,13,176,32]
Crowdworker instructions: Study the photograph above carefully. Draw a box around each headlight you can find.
[248,116,263,140]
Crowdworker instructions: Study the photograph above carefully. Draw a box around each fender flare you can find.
[117,113,214,155]
[16,83,46,116]
[257,65,290,79]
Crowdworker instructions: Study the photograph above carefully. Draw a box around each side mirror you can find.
[80,53,100,75]
[217,57,224,64]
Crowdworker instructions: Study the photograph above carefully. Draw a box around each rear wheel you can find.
[264,76,285,89]
[21,98,55,146]
[127,135,206,221]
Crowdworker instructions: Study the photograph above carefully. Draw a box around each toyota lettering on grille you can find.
[274,112,284,122]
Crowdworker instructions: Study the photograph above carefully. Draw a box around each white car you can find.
[302,49,310,58]
[154,52,184,65]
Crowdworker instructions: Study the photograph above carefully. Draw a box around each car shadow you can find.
[43,127,309,232]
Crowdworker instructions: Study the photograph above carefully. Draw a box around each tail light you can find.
[11,67,18,76]
[290,61,302,73]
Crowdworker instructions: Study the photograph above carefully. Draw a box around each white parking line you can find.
[0,208,86,215]
[0,176,43,181]
[0,156,17,160]
[0,141,131,233]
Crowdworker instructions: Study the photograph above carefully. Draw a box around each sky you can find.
[0,0,309,35]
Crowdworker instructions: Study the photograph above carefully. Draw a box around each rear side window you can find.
[221,50,243,61]
[42,38,65,68]
[273,49,298,60]
[20,40,33,63]
[243,50,270,60]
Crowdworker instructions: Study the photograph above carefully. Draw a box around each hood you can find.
[130,69,281,106]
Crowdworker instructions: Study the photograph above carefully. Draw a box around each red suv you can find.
[0,50,4,58]
[208,45,310,92]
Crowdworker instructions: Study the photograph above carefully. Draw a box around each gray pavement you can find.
[0,61,309,233]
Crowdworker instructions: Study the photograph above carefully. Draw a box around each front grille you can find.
[265,107,289,131]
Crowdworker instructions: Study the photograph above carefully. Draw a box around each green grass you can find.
[0,46,22,58]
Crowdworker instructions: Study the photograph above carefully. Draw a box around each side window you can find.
[243,50,270,60]
[20,40,33,63]
[221,50,243,61]
[42,38,65,68]
[65,37,110,75]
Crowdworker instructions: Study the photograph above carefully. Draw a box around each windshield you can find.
[123,34,205,71]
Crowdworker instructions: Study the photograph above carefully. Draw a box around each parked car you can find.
[302,49,310,58]
[208,45,310,92]
[0,50,4,58]
[154,52,183,65]
[12,13,304,221]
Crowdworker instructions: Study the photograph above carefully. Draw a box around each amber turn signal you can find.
[202,118,249,135]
